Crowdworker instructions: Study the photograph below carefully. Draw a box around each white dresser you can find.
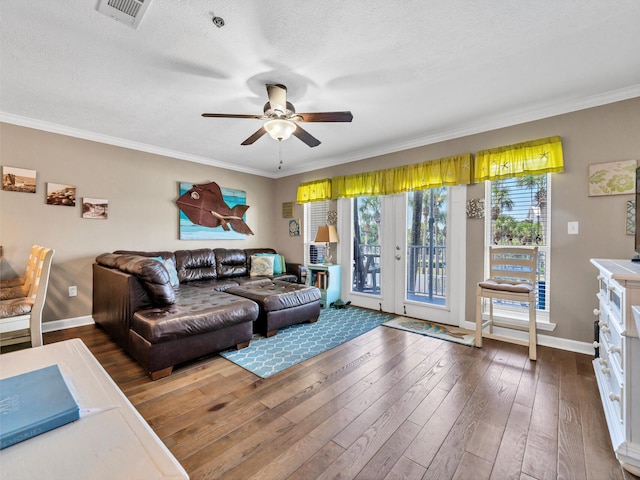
[591,259,640,476]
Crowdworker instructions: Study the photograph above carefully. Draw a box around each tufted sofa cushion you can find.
[174,249,217,283]
[96,253,175,305]
[214,248,248,278]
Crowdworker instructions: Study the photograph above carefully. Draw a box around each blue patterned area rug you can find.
[383,317,476,347]
[220,307,396,378]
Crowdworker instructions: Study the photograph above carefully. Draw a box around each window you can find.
[484,173,551,323]
[304,200,330,265]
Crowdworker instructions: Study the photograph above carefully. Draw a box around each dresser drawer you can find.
[598,303,625,375]
[595,344,624,424]
[607,317,625,373]
[600,325,624,379]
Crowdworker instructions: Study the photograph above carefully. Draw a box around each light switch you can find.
[568,221,579,235]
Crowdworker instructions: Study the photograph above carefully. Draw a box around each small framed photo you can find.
[47,183,76,206]
[2,166,36,193]
[82,198,108,220]
[282,201,294,218]
[289,219,300,236]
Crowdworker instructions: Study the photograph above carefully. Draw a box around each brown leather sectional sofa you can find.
[93,248,320,379]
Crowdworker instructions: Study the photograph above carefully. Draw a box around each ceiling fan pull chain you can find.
[278,142,283,170]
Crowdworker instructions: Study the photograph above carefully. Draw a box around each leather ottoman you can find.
[129,287,258,379]
[225,281,321,337]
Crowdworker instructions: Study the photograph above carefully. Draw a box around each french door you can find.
[338,186,466,326]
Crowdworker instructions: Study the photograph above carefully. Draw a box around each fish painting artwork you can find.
[176,181,254,235]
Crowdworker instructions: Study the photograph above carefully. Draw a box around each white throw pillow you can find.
[250,255,274,276]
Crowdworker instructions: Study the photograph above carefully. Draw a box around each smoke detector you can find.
[97,0,153,29]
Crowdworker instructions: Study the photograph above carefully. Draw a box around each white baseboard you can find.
[461,320,594,356]
[43,316,94,333]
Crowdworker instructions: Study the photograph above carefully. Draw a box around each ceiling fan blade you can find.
[292,124,321,148]
[266,84,287,115]
[202,113,265,119]
[295,111,353,122]
[241,127,267,145]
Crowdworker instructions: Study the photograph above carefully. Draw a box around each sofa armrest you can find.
[286,263,307,284]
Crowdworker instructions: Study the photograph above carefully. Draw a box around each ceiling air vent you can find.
[97,0,152,29]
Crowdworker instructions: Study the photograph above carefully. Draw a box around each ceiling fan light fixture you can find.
[264,119,297,141]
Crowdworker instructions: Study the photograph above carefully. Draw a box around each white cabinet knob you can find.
[609,346,622,354]
[602,367,611,375]
[608,285,614,291]
[593,341,601,348]
[609,392,621,403]
[602,327,611,334]
[597,275,604,281]
[599,320,609,328]
[599,358,608,366]
[593,308,601,316]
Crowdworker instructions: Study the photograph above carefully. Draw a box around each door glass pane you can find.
[406,188,447,305]
[352,196,381,294]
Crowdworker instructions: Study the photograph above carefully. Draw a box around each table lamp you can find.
[314,225,339,264]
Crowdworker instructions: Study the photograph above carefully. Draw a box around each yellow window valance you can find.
[331,153,473,199]
[296,178,332,203]
[474,136,564,182]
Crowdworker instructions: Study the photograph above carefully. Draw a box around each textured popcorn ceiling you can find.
[1,1,639,178]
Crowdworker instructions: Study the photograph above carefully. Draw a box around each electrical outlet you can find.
[68,286,78,297]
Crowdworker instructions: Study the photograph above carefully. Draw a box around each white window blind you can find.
[304,201,329,265]
[485,174,550,316]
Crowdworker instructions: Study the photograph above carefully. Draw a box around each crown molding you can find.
[0,112,274,178]
[3,84,640,180]
[272,84,640,178]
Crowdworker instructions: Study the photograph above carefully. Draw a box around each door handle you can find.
[395,255,401,260]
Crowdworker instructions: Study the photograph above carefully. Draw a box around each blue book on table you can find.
[0,364,80,449]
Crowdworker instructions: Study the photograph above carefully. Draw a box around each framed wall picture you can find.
[627,200,636,235]
[82,198,108,219]
[46,182,76,206]
[282,201,294,218]
[2,166,36,193]
[588,159,637,196]
[289,219,300,236]
[178,182,250,240]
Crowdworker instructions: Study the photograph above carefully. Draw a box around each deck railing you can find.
[353,244,447,303]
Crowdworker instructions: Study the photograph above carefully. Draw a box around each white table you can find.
[0,339,189,479]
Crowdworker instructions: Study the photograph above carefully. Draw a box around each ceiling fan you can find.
[202,84,353,148]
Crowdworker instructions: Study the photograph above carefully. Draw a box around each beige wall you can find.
[0,124,276,322]
[274,97,640,343]
[2,97,639,343]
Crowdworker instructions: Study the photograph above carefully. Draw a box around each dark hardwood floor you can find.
[35,323,637,480]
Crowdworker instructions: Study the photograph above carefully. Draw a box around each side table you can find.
[307,264,341,308]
